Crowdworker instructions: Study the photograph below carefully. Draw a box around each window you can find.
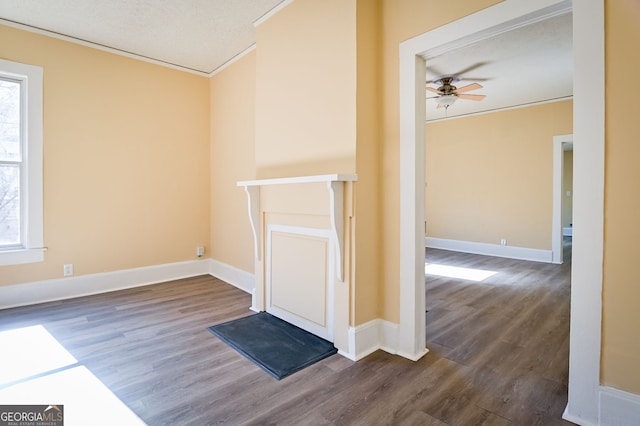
[0,59,44,266]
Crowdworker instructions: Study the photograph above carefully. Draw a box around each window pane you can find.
[0,79,21,162]
[0,164,20,246]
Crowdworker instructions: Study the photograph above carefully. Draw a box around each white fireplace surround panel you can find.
[236,173,357,355]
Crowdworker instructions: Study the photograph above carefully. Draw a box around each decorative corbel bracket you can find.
[242,185,261,261]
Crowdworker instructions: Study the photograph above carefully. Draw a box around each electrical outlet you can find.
[63,264,74,276]
[500,239,507,246]
[196,246,205,257]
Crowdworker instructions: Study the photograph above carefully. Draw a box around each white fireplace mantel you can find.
[237,174,357,281]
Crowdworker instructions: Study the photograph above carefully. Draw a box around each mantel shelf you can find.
[237,174,357,188]
[237,173,357,282]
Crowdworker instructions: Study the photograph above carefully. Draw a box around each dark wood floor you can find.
[0,241,573,425]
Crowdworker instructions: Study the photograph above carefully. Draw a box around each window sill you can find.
[0,248,46,266]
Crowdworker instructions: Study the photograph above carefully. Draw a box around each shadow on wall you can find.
[256,156,356,179]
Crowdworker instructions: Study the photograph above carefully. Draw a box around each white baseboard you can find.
[425,237,553,263]
[208,259,255,294]
[340,319,400,361]
[562,407,597,426]
[599,386,640,426]
[0,259,211,310]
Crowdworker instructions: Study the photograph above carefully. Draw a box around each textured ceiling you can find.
[425,12,573,121]
[0,0,287,74]
[0,2,572,118]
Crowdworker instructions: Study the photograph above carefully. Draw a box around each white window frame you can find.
[0,59,44,266]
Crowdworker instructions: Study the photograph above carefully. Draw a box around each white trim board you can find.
[209,259,255,295]
[426,96,573,124]
[340,319,400,362]
[598,386,640,426]
[209,44,256,78]
[565,1,605,423]
[0,59,44,267]
[253,0,295,27]
[0,258,258,311]
[426,237,553,263]
[0,19,211,77]
[237,173,357,187]
[0,259,211,310]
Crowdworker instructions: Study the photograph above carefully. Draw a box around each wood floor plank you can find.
[0,241,574,425]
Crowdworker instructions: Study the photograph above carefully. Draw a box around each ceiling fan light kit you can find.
[435,94,458,108]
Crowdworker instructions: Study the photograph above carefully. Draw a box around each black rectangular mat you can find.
[207,312,337,380]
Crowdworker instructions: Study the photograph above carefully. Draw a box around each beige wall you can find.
[425,100,573,250]
[254,0,357,179]
[209,51,256,273]
[353,0,381,324]
[379,0,502,321]
[601,0,640,395]
[0,25,210,286]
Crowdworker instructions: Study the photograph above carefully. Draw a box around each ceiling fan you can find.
[426,75,486,110]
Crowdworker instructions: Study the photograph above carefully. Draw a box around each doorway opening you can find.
[553,134,574,264]
[398,1,604,423]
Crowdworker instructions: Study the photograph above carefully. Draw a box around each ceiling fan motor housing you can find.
[436,76,458,94]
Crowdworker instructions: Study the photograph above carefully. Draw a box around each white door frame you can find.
[552,134,574,264]
[398,1,604,424]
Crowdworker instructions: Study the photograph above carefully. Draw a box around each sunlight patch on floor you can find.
[425,263,497,282]
[0,325,145,426]
[0,325,77,386]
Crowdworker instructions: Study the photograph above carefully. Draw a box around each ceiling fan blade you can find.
[458,93,486,101]
[426,86,443,94]
[455,83,483,94]
[454,62,489,76]
[426,65,446,78]
[458,77,490,82]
